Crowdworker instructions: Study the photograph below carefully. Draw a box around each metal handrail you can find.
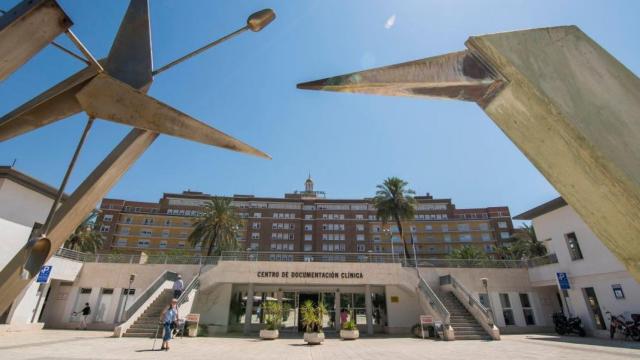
[123,270,178,320]
[448,275,493,326]
[176,273,199,308]
[417,274,450,326]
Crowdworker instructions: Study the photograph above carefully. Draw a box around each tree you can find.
[189,197,242,256]
[373,177,416,260]
[63,209,104,253]
[447,245,487,260]
[499,223,547,260]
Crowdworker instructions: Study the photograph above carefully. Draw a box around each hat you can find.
[177,274,182,279]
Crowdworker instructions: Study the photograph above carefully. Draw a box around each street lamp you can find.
[481,278,496,326]
[120,273,136,322]
[152,8,276,76]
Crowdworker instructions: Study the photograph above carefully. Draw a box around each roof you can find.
[0,166,67,201]
[513,197,567,220]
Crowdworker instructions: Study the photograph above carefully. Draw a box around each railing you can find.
[177,274,200,308]
[441,275,494,326]
[123,270,178,321]
[417,274,450,326]
[54,248,558,269]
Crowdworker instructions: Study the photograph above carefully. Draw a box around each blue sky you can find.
[1,0,639,220]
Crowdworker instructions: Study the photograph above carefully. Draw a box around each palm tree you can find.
[373,177,416,260]
[189,197,242,256]
[500,224,547,260]
[64,210,104,253]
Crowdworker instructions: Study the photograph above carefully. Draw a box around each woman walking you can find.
[160,298,179,351]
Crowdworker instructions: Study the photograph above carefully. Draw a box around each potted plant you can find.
[301,300,327,345]
[259,300,282,340]
[340,320,359,340]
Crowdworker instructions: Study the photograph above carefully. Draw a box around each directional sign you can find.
[36,265,52,283]
[556,272,570,290]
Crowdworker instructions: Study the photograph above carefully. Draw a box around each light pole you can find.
[120,273,136,322]
[481,278,496,326]
[383,227,394,263]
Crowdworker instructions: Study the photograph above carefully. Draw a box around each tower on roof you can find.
[305,173,314,193]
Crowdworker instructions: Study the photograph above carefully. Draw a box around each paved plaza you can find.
[0,331,639,360]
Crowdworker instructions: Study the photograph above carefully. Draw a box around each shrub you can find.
[342,320,357,331]
[262,301,282,331]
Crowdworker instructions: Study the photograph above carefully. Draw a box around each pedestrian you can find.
[160,298,179,351]
[340,308,348,325]
[173,274,184,299]
[76,302,91,330]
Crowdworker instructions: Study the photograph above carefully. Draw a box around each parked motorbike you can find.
[608,312,640,341]
[552,312,586,337]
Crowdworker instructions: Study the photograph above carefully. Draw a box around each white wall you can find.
[528,204,640,336]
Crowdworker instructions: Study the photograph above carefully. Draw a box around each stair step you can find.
[456,335,492,340]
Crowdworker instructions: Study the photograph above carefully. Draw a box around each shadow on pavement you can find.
[526,335,640,350]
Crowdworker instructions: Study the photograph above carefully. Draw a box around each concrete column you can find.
[365,284,373,335]
[334,290,341,331]
[243,284,254,335]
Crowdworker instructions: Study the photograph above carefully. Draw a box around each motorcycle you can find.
[552,312,586,337]
[608,312,640,341]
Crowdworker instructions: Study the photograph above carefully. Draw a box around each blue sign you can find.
[36,265,52,283]
[556,272,570,290]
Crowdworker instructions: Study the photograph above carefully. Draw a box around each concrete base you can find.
[260,329,279,340]
[303,332,325,344]
[340,329,360,340]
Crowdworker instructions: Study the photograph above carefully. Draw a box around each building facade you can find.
[516,197,640,338]
[97,177,514,258]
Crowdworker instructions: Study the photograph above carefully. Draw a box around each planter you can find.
[340,329,359,340]
[259,329,279,340]
[303,332,325,345]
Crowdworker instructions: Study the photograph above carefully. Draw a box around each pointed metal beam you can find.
[0,0,72,81]
[75,74,271,159]
[105,0,153,90]
[298,26,640,282]
[297,51,505,107]
[0,128,158,313]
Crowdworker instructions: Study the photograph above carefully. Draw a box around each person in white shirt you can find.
[173,274,184,299]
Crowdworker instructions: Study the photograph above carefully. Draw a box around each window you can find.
[499,293,515,325]
[177,241,185,248]
[356,224,364,232]
[519,293,535,325]
[159,240,168,249]
[500,231,510,239]
[304,224,313,231]
[100,225,111,233]
[583,287,606,330]
[116,238,127,247]
[103,214,113,222]
[459,234,472,242]
[164,219,171,226]
[355,214,364,220]
[479,223,489,231]
[443,234,452,242]
[252,222,261,230]
[484,244,494,253]
[357,244,365,252]
[356,234,365,242]
[120,227,130,235]
[498,221,508,229]
[441,224,449,232]
[137,239,150,248]
[253,212,262,218]
[251,232,260,240]
[304,244,312,252]
[457,224,470,232]
[139,229,152,237]
[305,214,313,220]
[143,218,153,225]
[425,224,432,231]
[373,235,381,243]
[565,232,584,260]
[124,217,132,224]
[371,225,381,233]
[481,233,491,241]
[304,234,312,241]
[162,229,170,238]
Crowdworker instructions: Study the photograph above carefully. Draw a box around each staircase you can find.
[439,292,491,340]
[123,289,174,338]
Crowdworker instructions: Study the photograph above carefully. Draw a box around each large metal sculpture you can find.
[299,26,640,281]
[0,0,275,313]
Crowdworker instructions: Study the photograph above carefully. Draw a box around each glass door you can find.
[583,287,606,330]
[281,291,298,332]
[321,292,336,332]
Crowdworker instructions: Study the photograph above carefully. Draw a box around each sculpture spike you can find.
[297,50,503,105]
